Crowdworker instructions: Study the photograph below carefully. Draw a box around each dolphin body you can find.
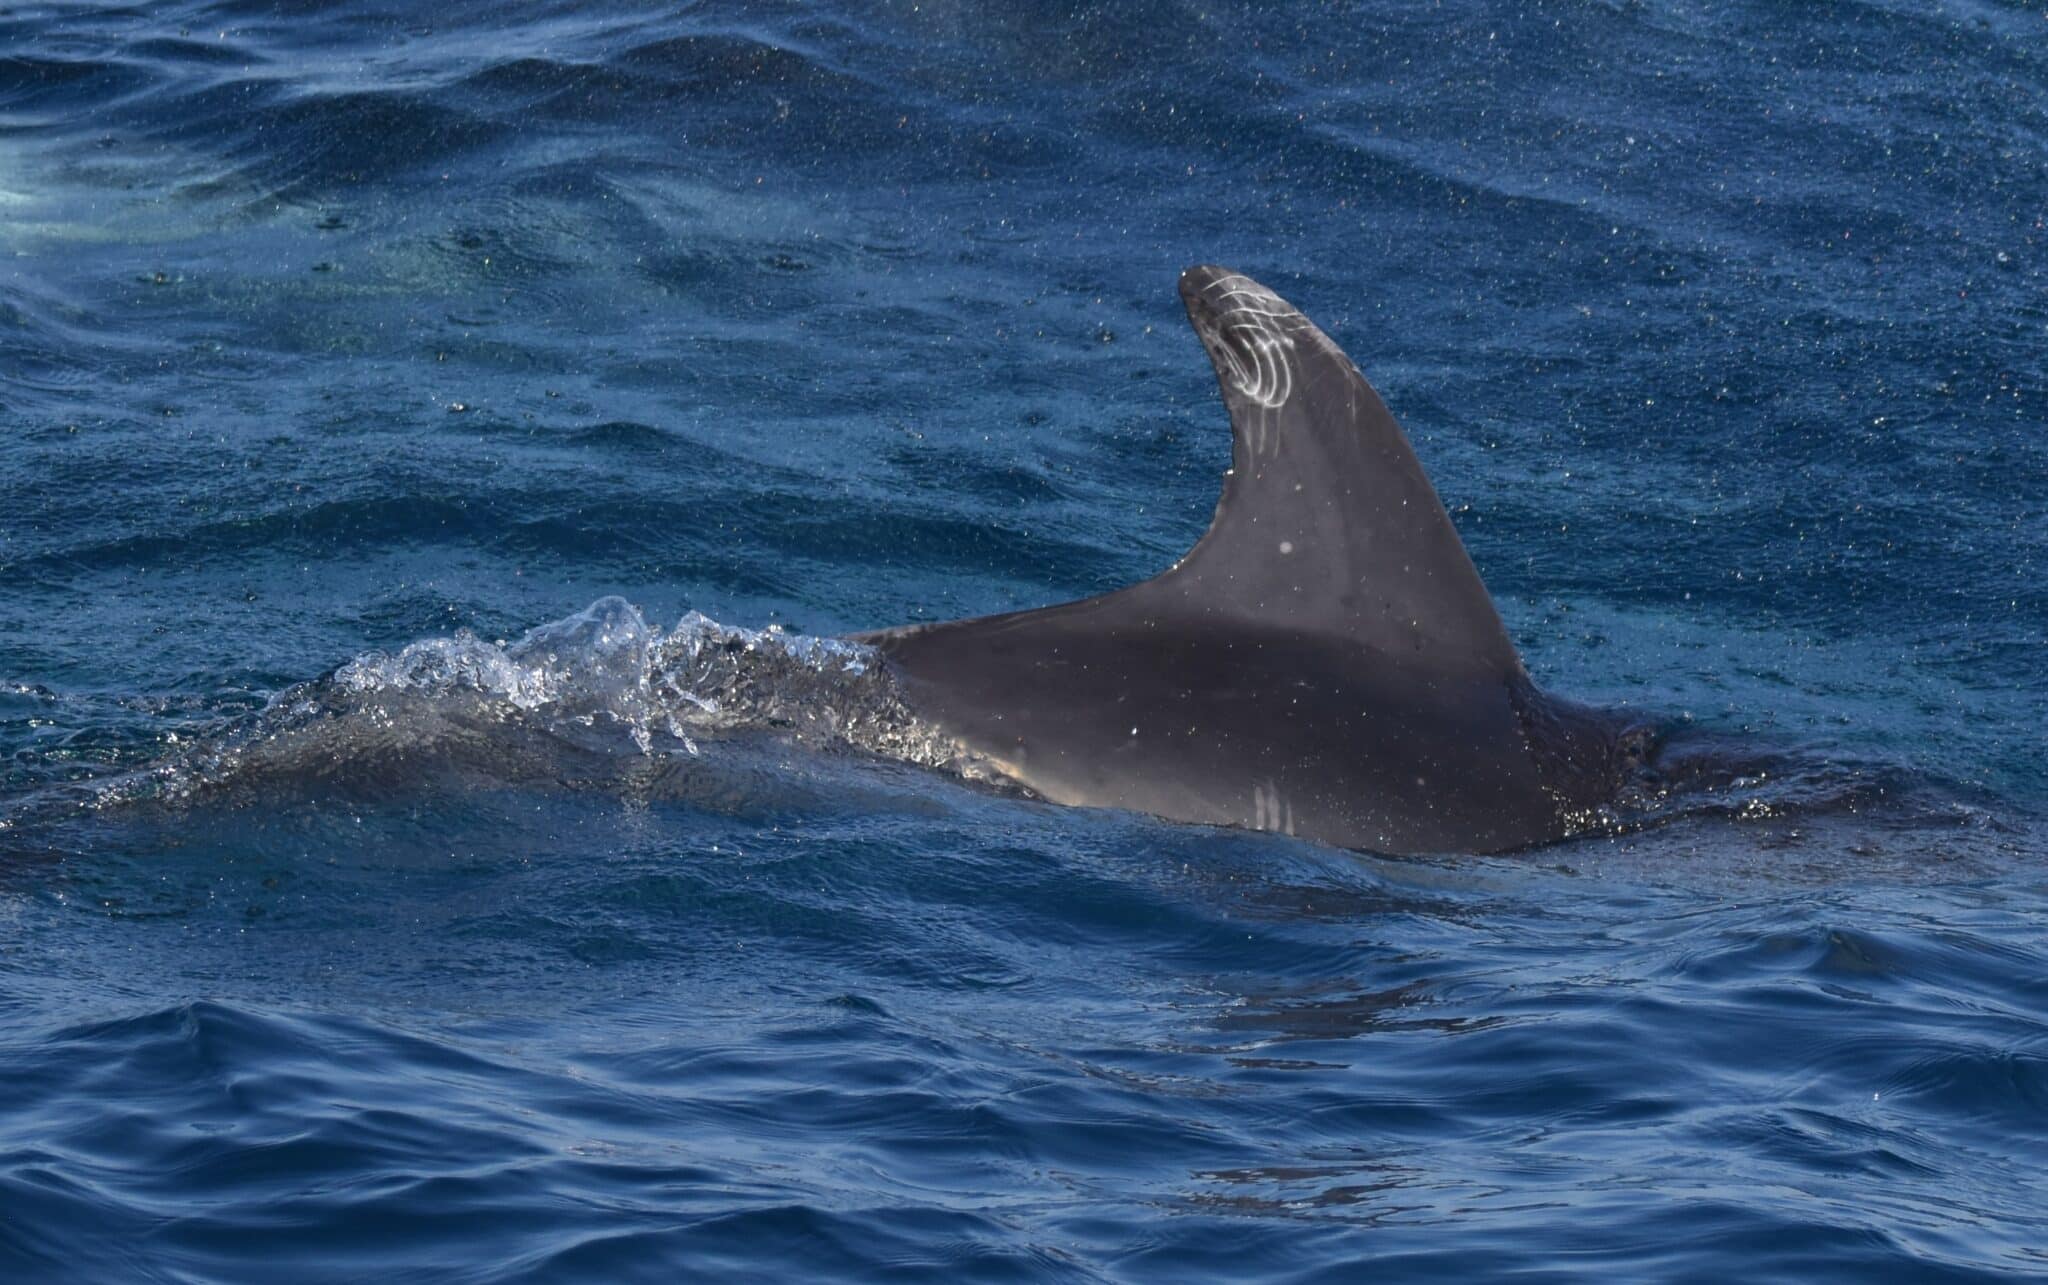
[853,266,1647,855]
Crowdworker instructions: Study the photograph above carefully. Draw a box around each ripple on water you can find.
[1,0,2045,1279]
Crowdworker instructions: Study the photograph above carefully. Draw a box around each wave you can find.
[71,599,999,819]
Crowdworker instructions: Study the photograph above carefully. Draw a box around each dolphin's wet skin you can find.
[3,2,2045,1281]
[859,266,1657,855]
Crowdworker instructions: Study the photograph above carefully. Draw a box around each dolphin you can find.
[853,266,1651,855]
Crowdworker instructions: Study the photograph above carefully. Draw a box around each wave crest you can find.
[82,599,993,814]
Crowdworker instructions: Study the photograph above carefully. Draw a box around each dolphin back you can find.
[855,268,1623,854]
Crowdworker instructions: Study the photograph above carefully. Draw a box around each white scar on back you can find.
[1252,781,1296,836]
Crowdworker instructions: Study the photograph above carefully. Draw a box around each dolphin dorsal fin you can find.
[1136,266,1524,680]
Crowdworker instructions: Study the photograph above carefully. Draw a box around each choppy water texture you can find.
[3,1,2046,1279]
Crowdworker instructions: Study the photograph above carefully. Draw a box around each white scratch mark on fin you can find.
[1209,274,1297,428]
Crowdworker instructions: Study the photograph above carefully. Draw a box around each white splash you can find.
[327,597,974,770]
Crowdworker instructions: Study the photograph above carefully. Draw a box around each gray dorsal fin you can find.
[1131,265,1524,680]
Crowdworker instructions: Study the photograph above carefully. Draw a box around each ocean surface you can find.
[3,0,2046,1279]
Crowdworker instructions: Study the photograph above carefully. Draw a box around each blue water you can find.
[4,0,2046,1278]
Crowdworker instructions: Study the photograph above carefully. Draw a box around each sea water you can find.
[2,2,2044,1279]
